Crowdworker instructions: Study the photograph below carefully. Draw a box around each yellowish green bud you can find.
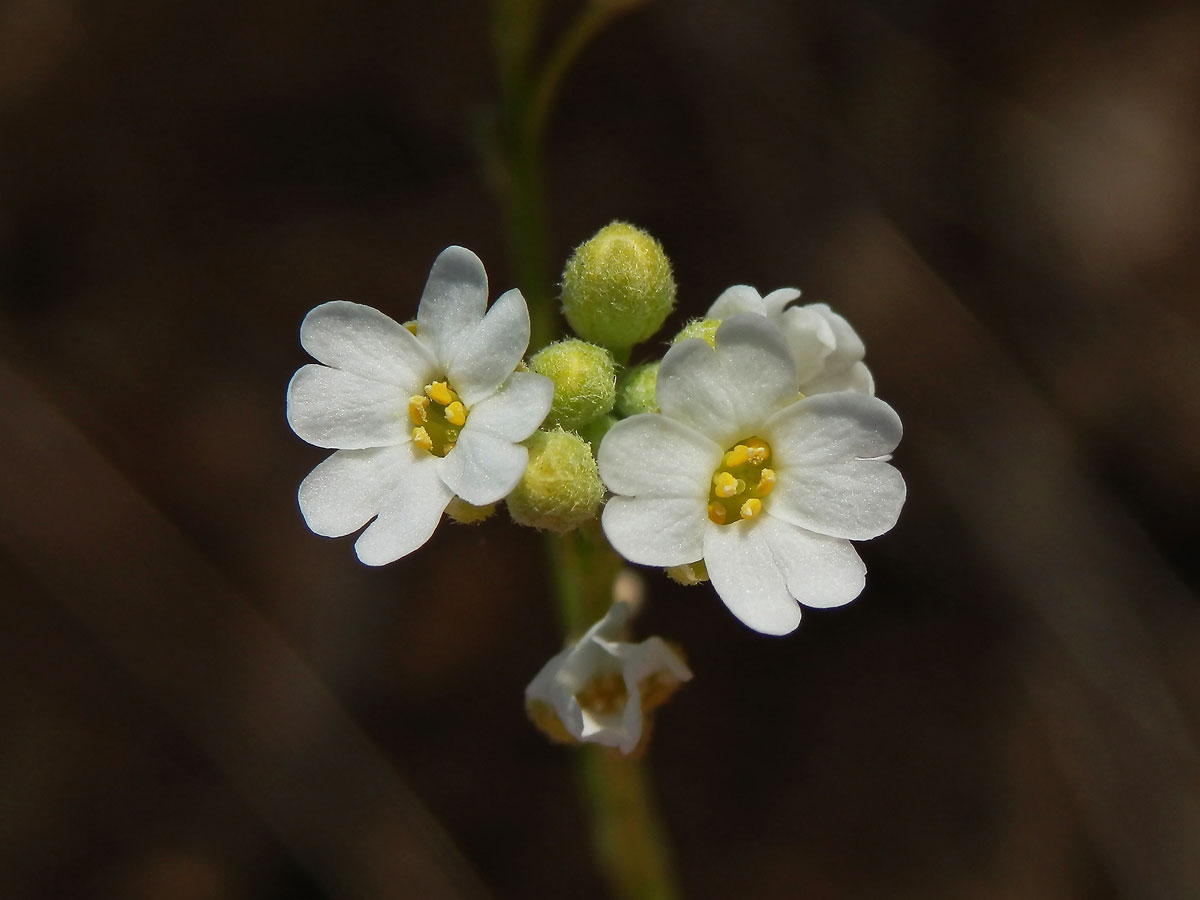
[665,560,708,585]
[672,317,720,347]
[578,414,617,454]
[615,361,659,416]
[529,339,616,430]
[444,498,497,525]
[508,429,604,532]
[561,221,676,352]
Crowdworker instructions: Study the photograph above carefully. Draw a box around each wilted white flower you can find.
[598,314,905,635]
[526,599,692,754]
[287,246,553,565]
[708,285,874,394]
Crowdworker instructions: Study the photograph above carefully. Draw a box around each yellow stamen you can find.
[445,400,466,427]
[713,471,740,498]
[755,468,776,497]
[408,395,430,425]
[707,503,727,525]
[744,438,770,464]
[724,444,750,467]
[411,426,433,452]
[740,498,762,520]
[425,381,454,406]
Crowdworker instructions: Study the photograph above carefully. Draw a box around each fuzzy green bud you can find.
[615,361,659,416]
[672,317,720,347]
[529,339,616,430]
[444,498,497,525]
[561,221,676,352]
[508,429,604,532]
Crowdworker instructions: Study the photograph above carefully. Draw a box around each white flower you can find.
[598,314,905,635]
[287,246,553,565]
[708,285,874,394]
[525,600,692,755]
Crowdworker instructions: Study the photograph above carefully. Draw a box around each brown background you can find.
[2,1,1199,898]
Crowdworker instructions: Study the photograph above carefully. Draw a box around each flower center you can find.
[707,436,775,525]
[575,671,628,717]
[408,380,468,458]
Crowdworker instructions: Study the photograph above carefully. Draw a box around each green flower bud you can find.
[615,361,659,416]
[529,339,616,430]
[508,429,604,533]
[444,498,497,525]
[561,221,676,352]
[672,317,720,347]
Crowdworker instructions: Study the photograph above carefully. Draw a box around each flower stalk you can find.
[488,4,683,897]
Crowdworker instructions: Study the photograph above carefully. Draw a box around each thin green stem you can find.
[488,3,682,897]
[525,0,651,148]
[548,527,683,900]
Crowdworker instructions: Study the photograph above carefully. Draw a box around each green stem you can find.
[548,527,683,900]
[578,746,682,900]
[489,3,681,897]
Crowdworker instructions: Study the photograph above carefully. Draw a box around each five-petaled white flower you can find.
[597,314,905,635]
[287,246,553,565]
[708,285,874,395]
[525,599,692,754]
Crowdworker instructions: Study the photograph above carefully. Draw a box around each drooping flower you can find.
[707,285,874,395]
[597,314,905,635]
[525,597,692,754]
[287,246,553,565]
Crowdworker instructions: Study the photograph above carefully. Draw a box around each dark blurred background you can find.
[2,1,1199,898]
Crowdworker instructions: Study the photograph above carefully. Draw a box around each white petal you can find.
[760,287,802,316]
[597,414,719,499]
[809,303,866,368]
[777,305,836,385]
[768,459,906,540]
[707,285,766,318]
[446,288,532,405]
[601,495,707,567]
[759,515,867,608]
[656,315,797,446]
[466,371,553,442]
[802,360,875,396]
[702,521,802,635]
[287,365,407,449]
[415,246,488,364]
[437,427,528,505]
[765,392,902,465]
[297,446,411,537]
[655,339,740,445]
[619,636,693,685]
[299,301,436,387]
[353,452,453,565]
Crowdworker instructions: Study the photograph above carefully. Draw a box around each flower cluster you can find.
[286,223,905,752]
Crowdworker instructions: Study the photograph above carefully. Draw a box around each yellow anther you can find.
[411,426,433,452]
[403,320,418,335]
[739,498,762,520]
[408,395,430,425]
[713,471,740,498]
[755,468,776,497]
[444,400,466,427]
[707,503,727,525]
[425,381,455,406]
[724,444,750,467]
[744,438,770,464]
